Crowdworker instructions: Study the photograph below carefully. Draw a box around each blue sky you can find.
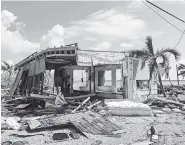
[1,1,185,80]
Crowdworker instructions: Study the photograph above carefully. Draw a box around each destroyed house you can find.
[11,43,141,100]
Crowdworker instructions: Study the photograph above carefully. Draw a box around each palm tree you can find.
[129,36,180,97]
[178,63,185,79]
[1,60,14,87]
[160,63,173,86]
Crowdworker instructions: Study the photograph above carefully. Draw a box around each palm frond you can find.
[1,60,11,70]
[178,70,185,78]
[129,49,146,58]
[159,63,171,79]
[178,70,185,75]
[156,48,181,61]
[140,58,147,70]
[128,48,152,58]
[145,36,154,56]
[156,53,170,67]
[178,63,185,70]
[1,65,8,71]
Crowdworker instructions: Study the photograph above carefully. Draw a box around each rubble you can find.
[72,97,90,113]
[143,95,185,115]
[2,44,185,144]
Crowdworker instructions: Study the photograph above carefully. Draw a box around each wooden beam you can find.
[72,97,91,113]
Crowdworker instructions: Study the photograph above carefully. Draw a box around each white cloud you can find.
[178,59,185,65]
[6,60,14,66]
[84,37,97,42]
[1,10,17,28]
[90,41,112,51]
[1,10,40,54]
[40,24,65,49]
[120,42,133,48]
[1,10,66,57]
[66,9,146,40]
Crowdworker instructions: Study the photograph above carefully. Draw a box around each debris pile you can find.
[2,92,119,144]
[143,95,185,114]
[2,89,185,145]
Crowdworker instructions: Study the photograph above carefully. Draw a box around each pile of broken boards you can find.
[2,93,124,144]
[2,111,121,144]
[2,93,102,117]
[143,96,185,115]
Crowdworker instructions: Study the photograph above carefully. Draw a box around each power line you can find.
[141,0,185,34]
[146,0,185,24]
[174,30,185,49]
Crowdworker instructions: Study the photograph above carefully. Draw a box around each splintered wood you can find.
[70,111,120,136]
[27,111,120,136]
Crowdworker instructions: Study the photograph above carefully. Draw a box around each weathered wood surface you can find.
[87,101,102,109]
[65,93,96,100]
[72,97,90,113]
[29,94,55,100]
[29,93,96,100]
[10,68,24,96]
[27,111,120,136]
[153,96,185,106]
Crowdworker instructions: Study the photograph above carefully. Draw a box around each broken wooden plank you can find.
[153,96,185,106]
[27,111,120,137]
[65,93,96,100]
[29,93,96,101]
[10,68,24,96]
[87,101,102,109]
[29,94,55,100]
[72,97,90,113]
[15,103,30,109]
[70,111,120,136]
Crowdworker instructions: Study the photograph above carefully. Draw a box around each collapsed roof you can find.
[14,43,129,71]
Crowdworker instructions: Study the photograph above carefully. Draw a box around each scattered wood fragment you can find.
[27,110,120,138]
[15,103,30,109]
[87,101,102,109]
[153,96,184,106]
[65,93,96,100]
[29,94,55,100]
[10,133,44,138]
[72,97,90,113]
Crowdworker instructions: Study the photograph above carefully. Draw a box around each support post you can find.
[40,73,44,95]
[112,66,117,93]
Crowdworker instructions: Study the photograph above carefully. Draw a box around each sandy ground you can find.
[2,111,185,145]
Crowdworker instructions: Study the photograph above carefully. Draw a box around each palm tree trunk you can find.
[155,63,166,97]
[169,76,173,86]
[176,64,180,85]
[157,68,166,97]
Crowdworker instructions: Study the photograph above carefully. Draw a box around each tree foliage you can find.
[178,63,185,78]
[129,36,181,96]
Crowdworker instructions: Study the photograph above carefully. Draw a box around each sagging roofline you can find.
[14,42,130,70]
[14,43,79,70]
